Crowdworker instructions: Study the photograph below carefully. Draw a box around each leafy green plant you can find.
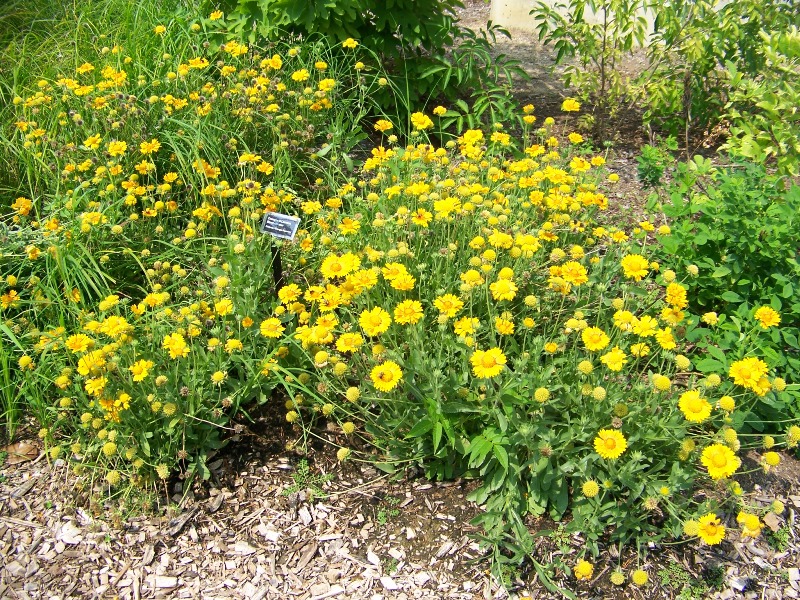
[531,0,650,137]
[282,459,334,500]
[653,156,800,425]
[642,0,800,148]
[724,27,800,177]
[636,137,676,188]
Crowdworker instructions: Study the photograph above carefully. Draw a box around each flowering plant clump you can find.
[1,18,799,587]
[0,18,392,481]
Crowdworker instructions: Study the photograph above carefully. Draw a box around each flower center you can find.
[712,453,728,468]
[688,398,703,413]
[481,356,497,369]
[604,438,617,450]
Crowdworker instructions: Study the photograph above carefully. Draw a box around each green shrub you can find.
[653,156,800,424]
[213,0,528,126]
[724,27,800,177]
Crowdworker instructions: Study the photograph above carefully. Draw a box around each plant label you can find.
[260,211,300,241]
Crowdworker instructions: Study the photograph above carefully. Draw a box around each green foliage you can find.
[282,459,334,500]
[724,27,800,177]
[654,157,800,424]
[765,524,791,552]
[643,0,800,146]
[531,0,650,136]
[215,0,528,127]
[636,137,676,188]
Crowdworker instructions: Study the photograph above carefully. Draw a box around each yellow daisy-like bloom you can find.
[360,307,392,336]
[211,370,226,385]
[259,318,285,338]
[600,346,627,372]
[594,429,628,460]
[342,37,359,49]
[370,360,403,392]
[561,98,581,112]
[394,299,424,325]
[665,282,688,309]
[410,112,434,131]
[763,451,780,467]
[129,359,154,382]
[632,570,648,586]
[737,512,762,539]
[697,513,726,545]
[574,559,593,580]
[678,390,712,423]
[336,332,364,353]
[700,443,740,480]
[470,347,507,379]
[581,326,609,351]
[65,333,94,353]
[534,387,550,402]
[489,278,518,301]
[560,261,588,286]
[728,357,769,391]
[433,294,464,317]
[620,254,650,281]
[754,306,780,329]
[162,332,189,359]
[582,480,600,498]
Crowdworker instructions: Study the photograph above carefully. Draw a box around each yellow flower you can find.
[259,318,285,338]
[697,513,726,545]
[393,300,424,325]
[620,254,650,281]
[470,347,507,379]
[374,119,393,132]
[162,332,189,359]
[678,390,712,423]
[360,307,392,336]
[336,332,365,353]
[581,327,609,351]
[433,294,464,317]
[701,443,740,480]
[433,105,447,116]
[371,360,403,392]
[489,279,518,301]
[342,38,359,49]
[154,25,166,35]
[702,312,719,325]
[665,283,688,309]
[106,140,127,157]
[632,570,648,586]
[594,429,627,459]
[410,112,434,131]
[129,359,154,382]
[600,346,627,371]
[737,512,762,538]
[728,357,769,391]
[211,371,226,385]
[209,10,223,20]
[561,98,581,112]
[754,306,780,329]
[215,298,234,316]
[65,333,94,353]
[574,559,593,580]
[534,387,550,402]
[582,480,599,498]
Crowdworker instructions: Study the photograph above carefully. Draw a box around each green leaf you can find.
[712,266,731,278]
[721,291,743,302]
[406,418,433,438]
[493,445,509,471]
[695,358,724,373]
